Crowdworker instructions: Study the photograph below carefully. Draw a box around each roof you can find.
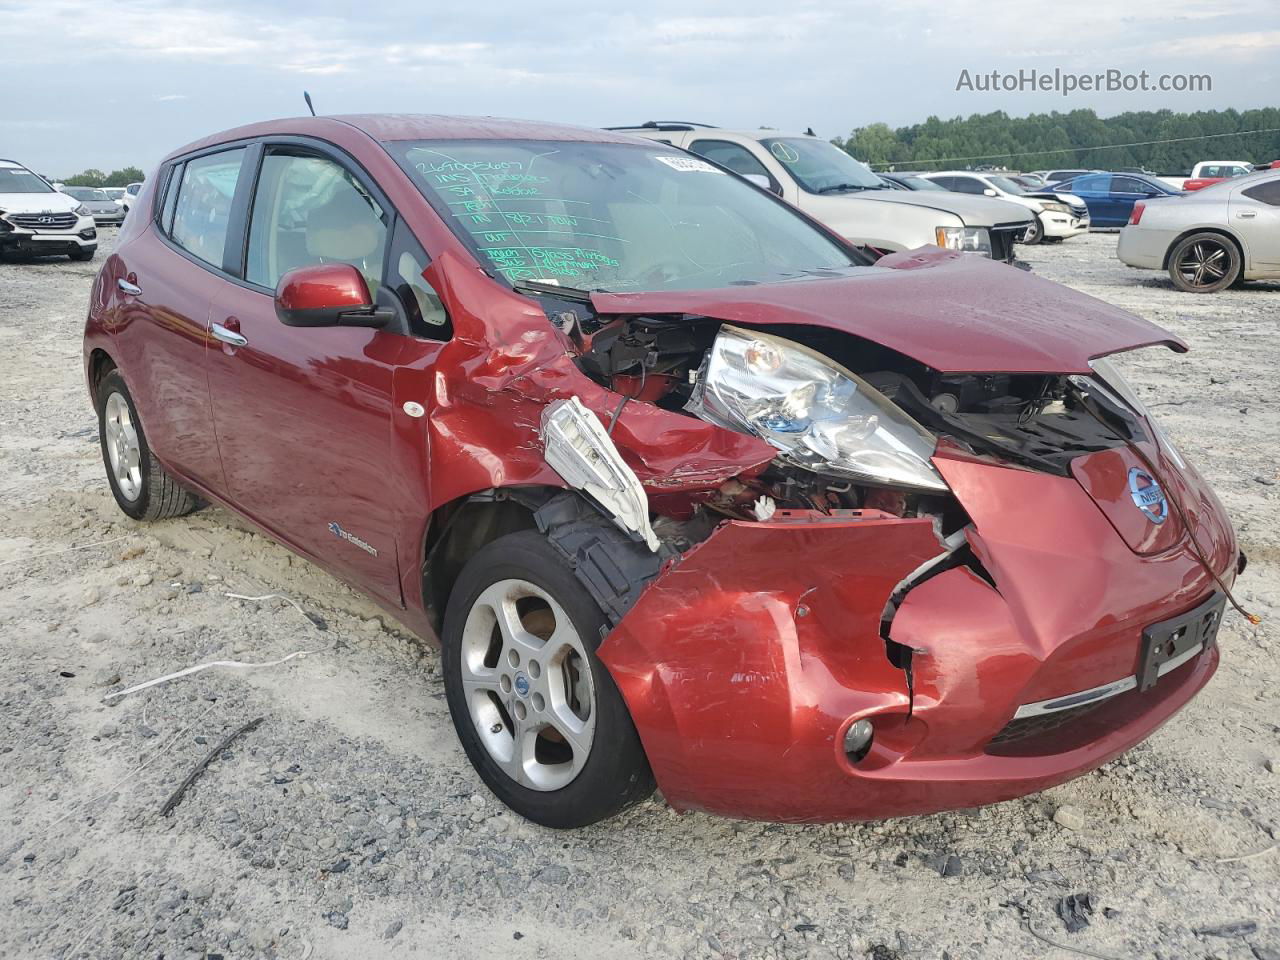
[166,114,645,161]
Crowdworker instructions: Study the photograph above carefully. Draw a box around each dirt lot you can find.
[1,230,1277,960]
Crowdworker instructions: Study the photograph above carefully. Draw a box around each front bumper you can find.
[1041,212,1090,238]
[600,450,1236,822]
[0,218,97,254]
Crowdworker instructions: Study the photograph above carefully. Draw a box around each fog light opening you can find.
[843,719,875,764]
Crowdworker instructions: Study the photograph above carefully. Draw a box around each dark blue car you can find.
[1052,173,1182,227]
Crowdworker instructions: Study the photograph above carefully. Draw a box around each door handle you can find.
[1237,210,1257,218]
[211,322,248,347]
[117,278,142,295]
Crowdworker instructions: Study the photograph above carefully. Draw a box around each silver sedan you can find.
[1117,168,1280,293]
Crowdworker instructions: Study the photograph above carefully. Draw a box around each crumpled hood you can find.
[592,248,1185,374]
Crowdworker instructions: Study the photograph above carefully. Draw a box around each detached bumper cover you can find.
[600,452,1235,823]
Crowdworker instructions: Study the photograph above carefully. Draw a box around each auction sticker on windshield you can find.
[653,156,724,173]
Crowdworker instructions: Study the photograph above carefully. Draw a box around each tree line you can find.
[60,166,146,187]
[836,107,1280,174]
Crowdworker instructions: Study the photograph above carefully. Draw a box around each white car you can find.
[120,181,143,215]
[608,123,1035,262]
[0,158,98,261]
[919,171,1089,243]
[1117,168,1280,293]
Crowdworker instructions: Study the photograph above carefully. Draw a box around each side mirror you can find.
[275,263,391,328]
[743,173,771,190]
[983,188,998,197]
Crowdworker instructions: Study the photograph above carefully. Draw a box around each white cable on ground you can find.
[102,650,315,702]
[225,592,320,625]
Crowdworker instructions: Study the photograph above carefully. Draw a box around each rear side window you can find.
[689,139,775,185]
[1242,180,1280,206]
[1074,174,1111,192]
[1112,176,1148,194]
[246,151,387,293]
[951,177,986,194]
[170,149,246,267]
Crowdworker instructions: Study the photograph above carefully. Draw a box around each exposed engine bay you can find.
[536,295,1151,543]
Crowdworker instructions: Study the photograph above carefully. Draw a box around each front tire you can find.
[97,369,199,521]
[442,530,654,828]
[1168,232,1241,293]
[70,246,96,262]
[1022,215,1044,245]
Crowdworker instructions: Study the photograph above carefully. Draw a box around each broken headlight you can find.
[687,325,948,492]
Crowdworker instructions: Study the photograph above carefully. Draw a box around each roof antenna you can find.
[805,126,817,137]
[303,91,316,117]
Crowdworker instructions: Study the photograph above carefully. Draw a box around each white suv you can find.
[609,123,1034,262]
[0,159,98,261]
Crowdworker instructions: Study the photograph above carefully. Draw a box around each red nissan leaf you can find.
[83,115,1244,827]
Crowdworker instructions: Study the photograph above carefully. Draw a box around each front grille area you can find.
[9,212,77,230]
[988,700,1105,745]
[1069,204,1088,220]
[991,222,1029,262]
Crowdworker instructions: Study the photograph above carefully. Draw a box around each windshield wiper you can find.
[815,183,877,194]
[512,280,595,302]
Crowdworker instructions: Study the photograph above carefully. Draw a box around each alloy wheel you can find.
[103,391,143,501]
[459,578,596,791]
[1174,239,1230,289]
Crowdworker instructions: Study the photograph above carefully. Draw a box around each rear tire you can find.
[1167,232,1241,293]
[97,369,199,521]
[442,530,654,828]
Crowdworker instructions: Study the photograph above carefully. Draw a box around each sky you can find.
[2,0,1277,177]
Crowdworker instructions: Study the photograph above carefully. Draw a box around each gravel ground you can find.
[1,230,1277,960]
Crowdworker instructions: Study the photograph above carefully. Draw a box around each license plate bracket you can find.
[1137,592,1224,692]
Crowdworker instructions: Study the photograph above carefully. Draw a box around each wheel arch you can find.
[87,348,117,406]
[419,486,554,636]
[1161,227,1245,270]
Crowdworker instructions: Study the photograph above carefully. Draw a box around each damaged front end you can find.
[517,259,1238,822]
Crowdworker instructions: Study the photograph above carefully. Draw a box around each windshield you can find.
[901,176,947,191]
[988,176,1028,195]
[393,139,860,293]
[757,138,884,193]
[0,166,54,194]
[66,187,110,202]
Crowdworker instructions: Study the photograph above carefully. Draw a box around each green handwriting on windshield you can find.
[415,153,625,285]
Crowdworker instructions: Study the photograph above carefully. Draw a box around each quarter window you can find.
[170,148,246,268]
[388,218,450,338]
[246,152,387,292]
[1242,180,1280,206]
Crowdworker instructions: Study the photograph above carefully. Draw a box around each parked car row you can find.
[608,123,1036,261]
[0,158,99,261]
[0,159,144,262]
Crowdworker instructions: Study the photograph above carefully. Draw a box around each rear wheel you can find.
[1168,232,1240,293]
[442,530,654,827]
[97,369,199,521]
